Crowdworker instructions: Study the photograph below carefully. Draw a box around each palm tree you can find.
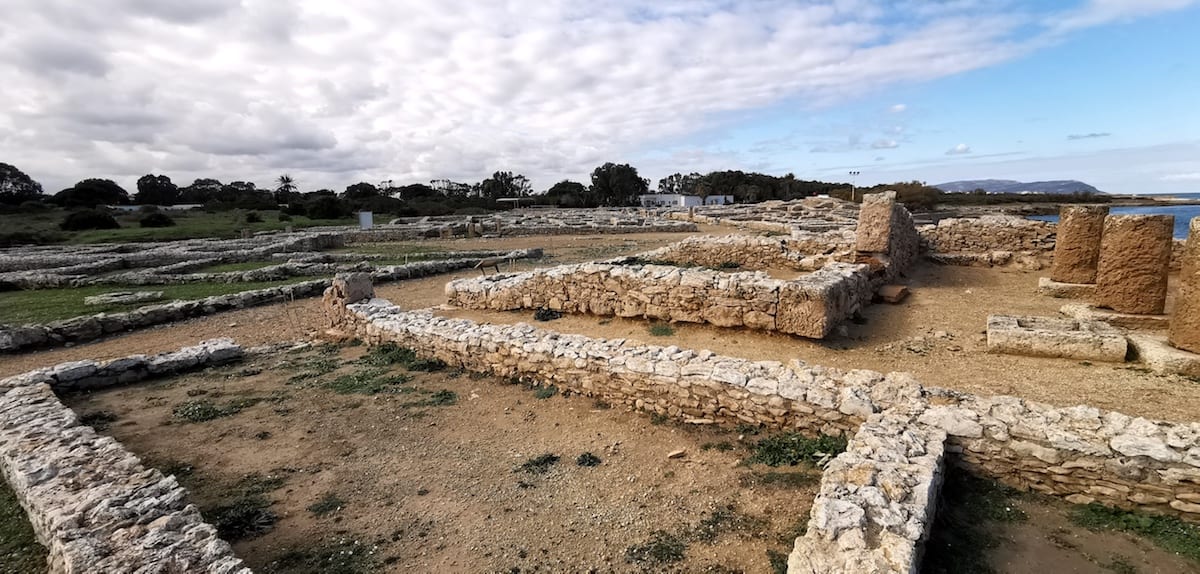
[275,174,296,203]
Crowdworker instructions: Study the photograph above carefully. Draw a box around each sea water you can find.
[1028,200,1200,239]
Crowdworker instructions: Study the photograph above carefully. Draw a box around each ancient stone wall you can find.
[635,234,853,272]
[918,216,1056,267]
[0,340,251,573]
[332,297,1200,521]
[445,261,873,339]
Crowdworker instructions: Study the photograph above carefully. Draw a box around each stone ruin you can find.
[445,192,919,340]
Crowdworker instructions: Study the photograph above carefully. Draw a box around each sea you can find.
[1027,193,1200,239]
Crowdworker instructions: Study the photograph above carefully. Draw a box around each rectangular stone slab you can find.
[986,314,1127,362]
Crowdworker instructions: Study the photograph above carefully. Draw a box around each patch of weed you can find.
[533,385,558,399]
[576,453,602,467]
[173,400,242,423]
[407,357,447,372]
[691,505,766,543]
[323,369,411,394]
[79,410,119,431]
[360,342,416,366]
[625,530,687,566]
[517,453,560,474]
[0,476,47,572]
[534,308,562,321]
[738,470,819,489]
[648,323,675,337]
[205,496,277,541]
[746,432,847,467]
[701,441,735,452]
[1104,555,1138,574]
[649,412,670,425]
[307,493,345,517]
[717,261,741,269]
[592,399,612,409]
[922,470,1027,574]
[767,549,789,574]
[265,537,376,574]
[236,473,286,496]
[1070,503,1200,563]
[777,516,808,544]
[405,389,457,407]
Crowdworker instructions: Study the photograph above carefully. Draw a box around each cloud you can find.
[1068,132,1112,140]
[1048,0,1198,33]
[871,139,899,149]
[875,156,886,161]
[1161,172,1200,182]
[0,0,1190,192]
[946,143,972,155]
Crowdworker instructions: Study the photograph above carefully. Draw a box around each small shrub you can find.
[517,453,560,474]
[533,385,558,399]
[534,308,563,321]
[717,261,741,269]
[173,400,234,423]
[747,432,847,467]
[649,412,670,425]
[767,549,789,574]
[701,441,735,452]
[79,410,119,431]
[277,212,292,222]
[206,496,277,541]
[576,452,602,467]
[60,209,119,231]
[407,357,447,372]
[648,323,675,337]
[139,212,176,228]
[245,211,263,223]
[625,530,687,565]
[307,493,345,516]
[691,505,766,543]
[265,538,375,574]
[406,389,457,407]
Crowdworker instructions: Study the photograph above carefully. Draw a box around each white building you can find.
[638,194,734,207]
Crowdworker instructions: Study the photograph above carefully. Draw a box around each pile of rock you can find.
[0,340,250,573]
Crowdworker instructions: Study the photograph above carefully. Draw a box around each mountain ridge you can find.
[933,179,1104,194]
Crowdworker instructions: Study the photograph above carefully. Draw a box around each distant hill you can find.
[934,179,1104,195]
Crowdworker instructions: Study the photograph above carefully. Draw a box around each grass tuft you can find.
[576,452,602,467]
[648,323,675,337]
[517,453,560,474]
[691,505,766,543]
[1070,503,1200,563]
[307,493,346,517]
[264,537,376,574]
[533,385,558,399]
[206,496,278,541]
[746,432,847,467]
[625,530,687,566]
[0,476,47,571]
[738,470,819,489]
[323,369,411,395]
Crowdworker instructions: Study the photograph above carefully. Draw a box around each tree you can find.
[590,163,648,206]
[477,171,532,199]
[396,183,441,201]
[657,173,701,195]
[53,179,130,207]
[178,178,223,204]
[430,179,472,198]
[341,182,380,200]
[0,162,44,205]
[134,174,179,205]
[542,180,591,207]
[274,174,297,203]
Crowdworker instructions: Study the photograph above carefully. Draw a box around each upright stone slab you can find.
[1093,214,1173,315]
[1050,205,1108,284]
[1170,217,1200,352]
[855,192,897,253]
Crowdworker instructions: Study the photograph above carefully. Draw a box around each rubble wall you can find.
[918,216,1056,267]
[333,298,1200,521]
[444,261,873,339]
[635,234,852,272]
[0,340,251,574]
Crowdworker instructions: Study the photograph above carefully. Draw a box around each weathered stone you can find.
[986,314,1127,362]
[1128,334,1200,377]
[1170,217,1200,353]
[1094,214,1173,314]
[1037,277,1097,299]
[1051,205,1108,284]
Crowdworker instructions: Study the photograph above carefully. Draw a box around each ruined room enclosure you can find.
[60,343,821,573]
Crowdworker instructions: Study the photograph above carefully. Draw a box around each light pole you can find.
[848,171,860,202]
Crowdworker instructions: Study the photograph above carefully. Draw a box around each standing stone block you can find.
[1170,217,1200,353]
[1051,205,1108,284]
[1094,215,1173,315]
[855,192,897,253]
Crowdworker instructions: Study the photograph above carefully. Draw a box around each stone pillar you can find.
[1050,205,1108,284]
[1093,215,1174,314]
[1170,218,1200,352]
[855,191,897,253]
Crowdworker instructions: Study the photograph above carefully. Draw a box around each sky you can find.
[1,0,1198,196]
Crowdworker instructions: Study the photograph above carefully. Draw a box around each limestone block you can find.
[1128,334,1200,377]
[1050,205,1108,284]
[986,315,1127,362]
[855,192,897,254]
[1094,214,1173,314]
[1170,217,1200,353]
[1061,302,1169,331]
[1037,277,1097,299]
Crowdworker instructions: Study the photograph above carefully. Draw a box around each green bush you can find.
[139,212,176,228]
[245,211,263,223]
[60,209,119,231]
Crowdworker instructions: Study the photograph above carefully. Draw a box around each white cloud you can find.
[946,143,972,155]
[1068,132,1112,140]
[889,103,907,113]
[1048,0,1198,33]
[0,0,1192,192]
[871,139,899,149]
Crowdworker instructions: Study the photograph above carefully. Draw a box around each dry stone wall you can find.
[918,216,1056,268]
[635,234,853,272]
[332,296,1200,522]
[0,340,250,573]
[445,261,873,339]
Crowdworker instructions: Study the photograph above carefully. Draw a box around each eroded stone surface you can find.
[1094,214,1174,315]
[1051,205,1108,284]
[1170,217,1200,353]
[986,314,1127,362]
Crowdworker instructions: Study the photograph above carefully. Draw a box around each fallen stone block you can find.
[1128,334,1200,377]
[1061,302,1169,331]
[1037,277,1096,299]
[876,284,909,304]
[83,290,165,306]
[987,315,1127,362]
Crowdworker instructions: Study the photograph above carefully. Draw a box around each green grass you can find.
[173,397,263,423]
[690,505,767,543]
[625,530,688,566]
[737,470,820,489]
[194,261,279,274]
[922,471,1027,574]
[0,278,313,325]
[0,477,47,573]
[307,493,345,516]
[71,210,355,243]
[1070,503,1200,563]
[264,538,376,574]
[205,495,278,541]
[322,369,412,395]
[746,432,848,467]
[648,323,675,337]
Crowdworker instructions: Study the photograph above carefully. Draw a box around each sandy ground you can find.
[64,345,815,573]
